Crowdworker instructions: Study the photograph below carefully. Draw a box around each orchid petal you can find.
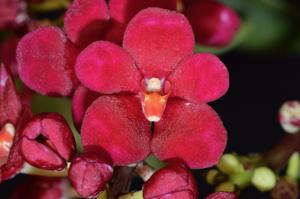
[17,26,79,96]
[81,95,151,165]
[75,41,141,94]
[105,0,177,44]
[64,0,110,48]
[123,8,194,77]
[151,99,227,169]
[168,53,229,103]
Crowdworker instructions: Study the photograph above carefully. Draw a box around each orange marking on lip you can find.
[0,124,15,164]
[140,92,170,122]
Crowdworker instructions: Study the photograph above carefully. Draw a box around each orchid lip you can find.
[0,123,15,166]
[140,78,171,122]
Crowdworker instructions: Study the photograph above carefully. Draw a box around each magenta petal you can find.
[206,192,237,199]
[0,64,22,127]
[20,113,75,170]
[75,41,141,94]
[143,164,198,199]
[185,0,240,47]
[72,85,100,130]
[68,153,113,198]
[105,0,177,44]
[21,137,66,170]
[123,8,194,77]
[17,26,79,96]
[151,99,227,169]
[1,107,32,182]
[64,0,110,48]
[168,53,229,103]
[81,95,151,165]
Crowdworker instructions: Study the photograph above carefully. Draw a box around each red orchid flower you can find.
[0,64,32,182]
[75,7,229,122]
[78,8,227,169]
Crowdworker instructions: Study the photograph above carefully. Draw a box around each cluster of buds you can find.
[0,0,242,198]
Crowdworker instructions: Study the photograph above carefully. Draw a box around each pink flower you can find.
[0,64,32,182]
[78,8,228,169]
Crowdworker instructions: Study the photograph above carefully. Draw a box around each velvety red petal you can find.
[1,107,32,182]
[64,0,110,48]
[72,85,100,130]
[75,41,141,93]
[0,64,22,127]
[17,26,79,96]
[151,99,227,169]
[68,153,113,198]
[168,53,229,103]
[20,113,75,170]
[184,0,240,47]
[143,164,198,199]
[21,137,66,170]
[105,0,177,44]
[206,192,237,199]
[81,95,151,165]
[123,8,194,78]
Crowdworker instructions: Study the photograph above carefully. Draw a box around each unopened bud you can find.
[217,154,244,175]
[279,101,300,134]
[215,181,235,192]
[251,167,276,192]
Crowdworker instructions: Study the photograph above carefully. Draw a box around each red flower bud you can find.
[20,113,75,170]
[143,164,198,199]
[206,192,237,199]
[184,0,240,47]
[68,152,113,198]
